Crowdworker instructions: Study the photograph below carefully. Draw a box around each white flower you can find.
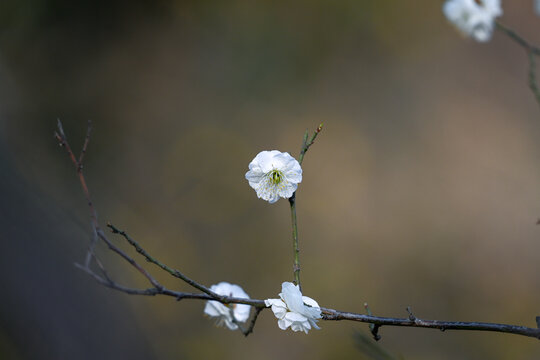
[264,282,322,334]
[443,0,502,42]
[245,150,302,204]
[203,282,251,330]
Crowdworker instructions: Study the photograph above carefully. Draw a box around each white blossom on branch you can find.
[443,0,502,42]
[265,282,321,334]
[204,282,251,330]
[245,150,302,204]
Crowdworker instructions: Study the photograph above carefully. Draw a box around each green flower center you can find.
[269,170,283,185]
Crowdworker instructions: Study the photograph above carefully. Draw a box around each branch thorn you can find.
[406,306,416,321]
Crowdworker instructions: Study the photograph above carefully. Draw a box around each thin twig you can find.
[56,120,163,289]
[298,123,323,166]
[289,123,324,291]
[496,22,540,109]
[55,119,98,226]
[364,302,380,340]
[78,120,92,170]
[242,307,264,337]
[496,22,540,55]
[56,120,266,335]
[84,224,98,268]
[528,51,540,106]
[107,223,223,300]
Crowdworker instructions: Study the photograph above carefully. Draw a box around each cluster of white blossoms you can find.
[245,150,302,204]
[443,0,502,42]
[265,282,322,334]
[203,282,251,330]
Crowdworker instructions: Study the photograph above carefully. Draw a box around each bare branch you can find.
[84,224,98,268]
[107,223,223,300]
[321,308,540,340]
[496,22,540,109]
[496,22,540,56]
[77,120,92,170]
[57,121,540,341]
[241,307,264,337]
[55,119,98,227]
[528,51,540,107]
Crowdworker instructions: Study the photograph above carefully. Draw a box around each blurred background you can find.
[1,0,540,359]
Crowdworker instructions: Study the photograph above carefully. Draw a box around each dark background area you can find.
[1,1,540,359]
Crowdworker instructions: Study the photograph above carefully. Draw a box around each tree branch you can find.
[496,22,540,109]
[56,121,540,341]
[322,307,540,340]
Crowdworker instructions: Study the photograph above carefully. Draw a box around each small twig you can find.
[528,51,540,107]
[77,120,92,170]
[90,253,113,283]
[55,119,98,226]
[364,303,381,340]
[84,224,98,268]
[496,22,540,109]
[229,306,266,336]
[496,22,540,55]
[298,123,323,166]
[57,120,266,336]
[107,223,223,301]
[56,120,162,289]
[289,123,324,291]
[406,306,416,321]
[242,307,264,337]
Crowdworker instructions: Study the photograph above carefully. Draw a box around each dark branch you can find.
[321,308,540,340]
[57,121,540,341]
[77,120,92,170]
[496,22,540,55]
[496,22,540,109]
[55,120,265,336]
[107,223,223,301]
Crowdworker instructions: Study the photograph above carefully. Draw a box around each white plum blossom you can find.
[265,282,322,334]
[443,0,502,42]
[203,282,251,330]
[245,150,302,204]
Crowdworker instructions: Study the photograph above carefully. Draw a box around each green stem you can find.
[289,123,323,290]
[289,193,301,289]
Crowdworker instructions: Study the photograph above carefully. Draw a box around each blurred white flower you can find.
[204,282,251,330]
[265,282,322,334]
[245,150,302,204]
[443,0,502,42]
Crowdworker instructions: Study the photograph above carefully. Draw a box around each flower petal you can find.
[280,282,305,314]
[246,150,302,203]
[204,282,251,328]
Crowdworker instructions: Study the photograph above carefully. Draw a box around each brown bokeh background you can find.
[2,1,540,359]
